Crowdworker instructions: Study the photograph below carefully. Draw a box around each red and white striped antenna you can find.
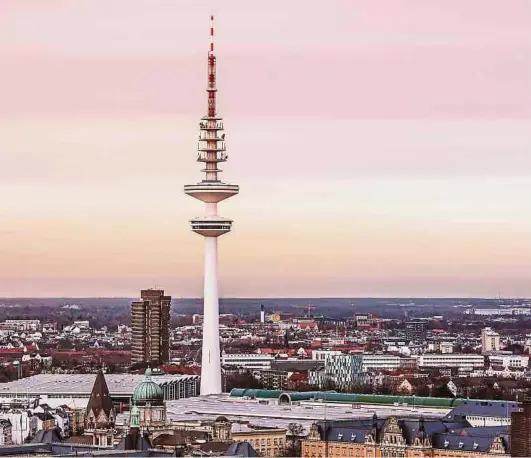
[210,15,215,54]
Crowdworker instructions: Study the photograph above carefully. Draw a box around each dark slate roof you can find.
[271,360,324,372]
[86,369,114,418]
[197,441,231,454]
[313,417,510,454]
[225,441,260,457]
[115,428,152,451]
[30,429,62,444]
[0,444,52,456]
[316,418,383,443]
[153,430,210,446]
[432,432,496,453]
[444,400,519,420]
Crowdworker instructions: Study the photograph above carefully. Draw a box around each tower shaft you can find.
[201,236,222,394]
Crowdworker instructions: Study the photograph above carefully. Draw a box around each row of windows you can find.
[247,437,284,447]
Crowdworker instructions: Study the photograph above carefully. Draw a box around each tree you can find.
[282,423,305,457]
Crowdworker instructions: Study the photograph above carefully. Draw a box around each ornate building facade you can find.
[302,414,510,458]
[132,367,167,430]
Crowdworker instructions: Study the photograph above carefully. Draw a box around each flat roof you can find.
[153,394,450,435]
[0,373,198,396]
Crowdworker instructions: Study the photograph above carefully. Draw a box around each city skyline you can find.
[1,1,531,297]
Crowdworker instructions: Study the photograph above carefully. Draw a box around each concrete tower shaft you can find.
[183,16,239,395]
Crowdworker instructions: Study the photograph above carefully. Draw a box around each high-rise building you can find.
[511,398,531,457]
[482,327,501,353]
[184,16,239,395]
[131,289,171,365]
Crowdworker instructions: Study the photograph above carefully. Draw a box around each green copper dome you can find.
[133,368,164,404]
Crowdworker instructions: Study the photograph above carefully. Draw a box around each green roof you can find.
[133,368,164,403]
[230,388,464,408]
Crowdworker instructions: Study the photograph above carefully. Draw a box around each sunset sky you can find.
[1,1,531,297]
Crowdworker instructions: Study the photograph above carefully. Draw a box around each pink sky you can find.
[1,0,531,297]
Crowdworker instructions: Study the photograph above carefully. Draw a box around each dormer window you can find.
[444,440,449,448]
[351,434,356,441]
[458,441,464,449]
[473,442,478,450]
[338,433,343,440]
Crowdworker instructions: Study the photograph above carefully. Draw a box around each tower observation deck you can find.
[184,16,239,395]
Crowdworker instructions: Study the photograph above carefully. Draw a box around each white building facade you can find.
[221,353,274,371]
[418,354,485,370]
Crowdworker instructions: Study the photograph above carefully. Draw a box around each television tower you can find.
[184,15,239,395]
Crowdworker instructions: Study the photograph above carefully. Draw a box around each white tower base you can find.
[200,236,222,395]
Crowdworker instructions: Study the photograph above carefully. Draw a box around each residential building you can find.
[482,327,501,353]
[131,289,171,365]
[231,424,286,457]
[259,370,288,391]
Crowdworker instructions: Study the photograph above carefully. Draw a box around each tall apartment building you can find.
[131,289,171,365]
[482,327,501,353]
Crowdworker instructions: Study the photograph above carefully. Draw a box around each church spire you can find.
[86,369,115,427]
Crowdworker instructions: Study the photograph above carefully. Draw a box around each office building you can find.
[131,289,171,365]
[362,354,402,371]
[221,353,274,371]
[418,354,485,370]
[320,354,364,390]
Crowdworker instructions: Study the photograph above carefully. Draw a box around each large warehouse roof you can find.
[156,394,450,435]
[0,373,199,397]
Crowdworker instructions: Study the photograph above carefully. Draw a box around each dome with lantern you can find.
[133,368,164,406]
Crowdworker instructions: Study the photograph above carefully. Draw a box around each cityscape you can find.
[2,2,531,458]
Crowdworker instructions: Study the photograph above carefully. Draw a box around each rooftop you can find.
[153,394,450,435]
[0,373,198,397]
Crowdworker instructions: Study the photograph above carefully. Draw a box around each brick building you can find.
[511,398,531,457]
